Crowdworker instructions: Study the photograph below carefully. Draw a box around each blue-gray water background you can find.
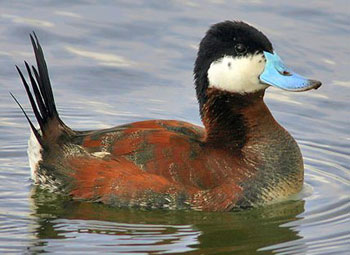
[0,1,349,254]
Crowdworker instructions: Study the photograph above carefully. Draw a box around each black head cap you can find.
[194,21,273,115]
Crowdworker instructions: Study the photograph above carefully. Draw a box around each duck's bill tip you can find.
[308,79,322,90]
[276,79,322,92]
[286,79,321,92]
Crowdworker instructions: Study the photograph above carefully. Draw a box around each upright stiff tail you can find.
[12,32,67,146]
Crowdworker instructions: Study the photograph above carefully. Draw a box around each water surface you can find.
[0,0,349,254]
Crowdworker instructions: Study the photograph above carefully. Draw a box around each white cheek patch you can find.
[207,54,268,94]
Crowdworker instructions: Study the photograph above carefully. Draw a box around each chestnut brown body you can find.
[35,89,303,211]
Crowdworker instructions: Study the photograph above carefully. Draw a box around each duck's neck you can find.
[201,88,279,150]
[201,88,304,206]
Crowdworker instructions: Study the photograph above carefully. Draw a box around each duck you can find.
[13,21,321,211]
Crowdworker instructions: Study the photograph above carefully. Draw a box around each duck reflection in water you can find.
[28,187,305,254]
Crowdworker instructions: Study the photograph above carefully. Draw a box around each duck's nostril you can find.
[279,70,292,76]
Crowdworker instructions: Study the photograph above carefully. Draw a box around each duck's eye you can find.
[235,43,247,54]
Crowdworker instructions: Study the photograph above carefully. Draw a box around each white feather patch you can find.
[28,130,42,182]
[92,151,111,158]
[207,54,268,93]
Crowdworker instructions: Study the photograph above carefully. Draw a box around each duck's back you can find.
[33,120,247,211]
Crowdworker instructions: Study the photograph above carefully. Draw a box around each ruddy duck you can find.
[13,21,321,211]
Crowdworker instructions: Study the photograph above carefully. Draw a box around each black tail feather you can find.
[10,92,43,146]
[14,32,64,144]
[16,65,44,130]
[24,62,47,124]
[31,64,49,116]
[30,32,57,118]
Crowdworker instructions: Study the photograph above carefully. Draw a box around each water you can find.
[0,0,349,254]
